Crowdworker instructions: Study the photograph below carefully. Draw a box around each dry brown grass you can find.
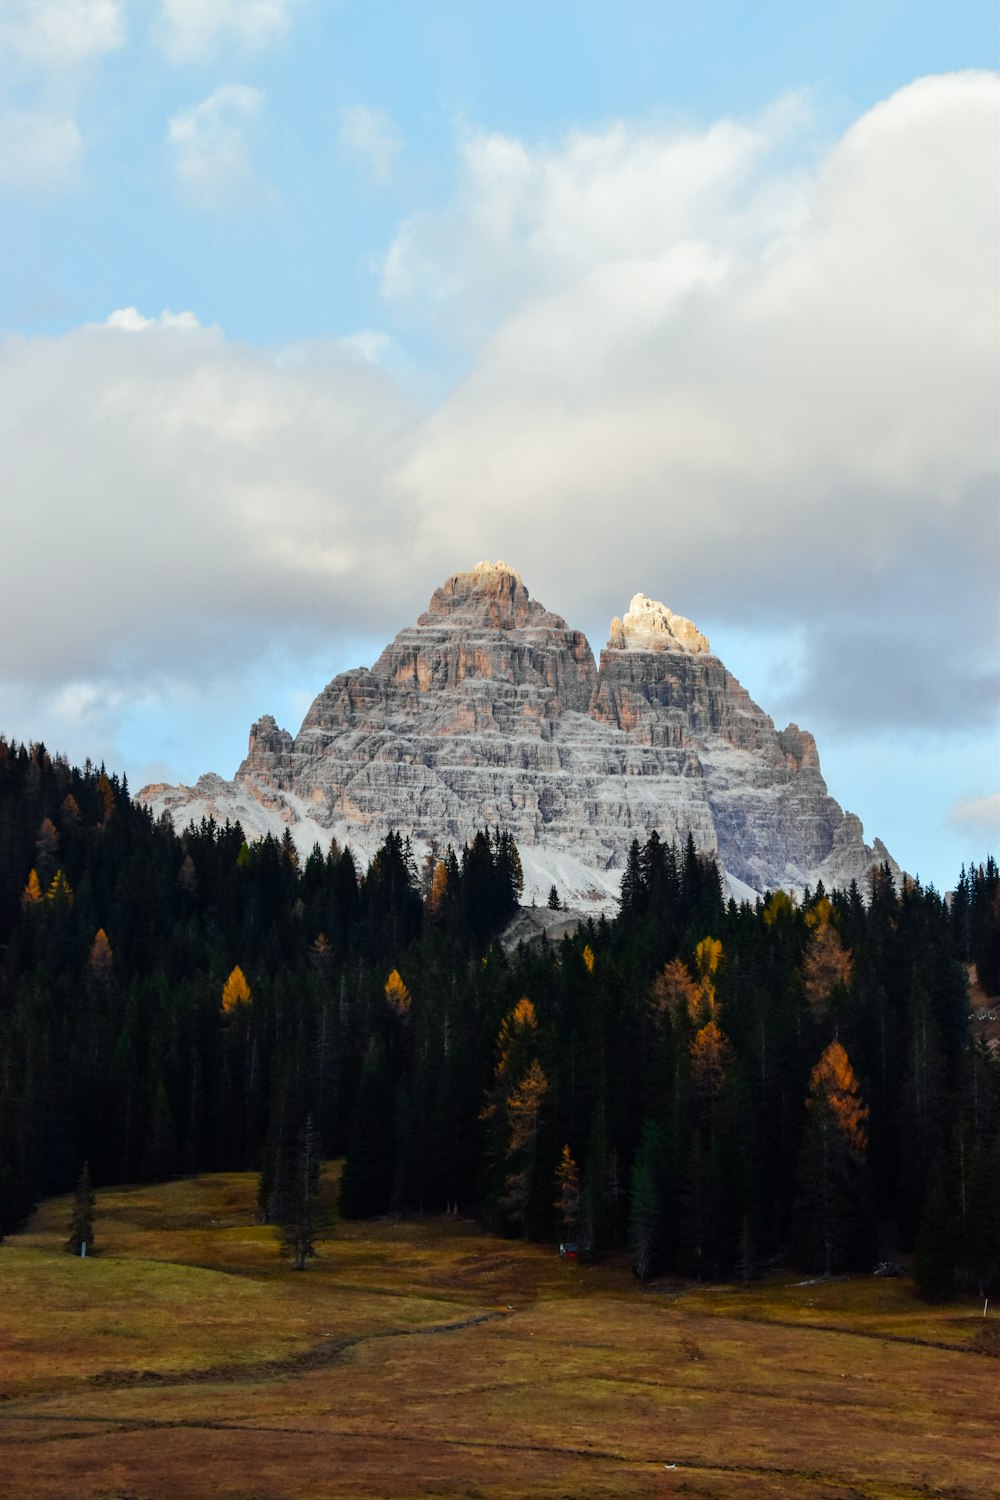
[1,1171,997,1499]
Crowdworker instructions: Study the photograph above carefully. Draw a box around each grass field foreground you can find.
[1,1171,997,1499]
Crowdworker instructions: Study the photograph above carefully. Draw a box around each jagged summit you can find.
[607,594,711,655]
[139,564,898,908]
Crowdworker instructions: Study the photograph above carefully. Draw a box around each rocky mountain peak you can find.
[607,594,711,655]
[425,560,531,627]
[138,562,899,908]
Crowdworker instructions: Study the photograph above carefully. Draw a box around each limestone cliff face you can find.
[139,562,898,907]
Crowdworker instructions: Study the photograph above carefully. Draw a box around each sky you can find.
[0,0,998,893]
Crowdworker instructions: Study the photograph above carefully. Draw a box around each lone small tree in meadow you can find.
[277,1115,327,1270]
[67,1161,95,1256]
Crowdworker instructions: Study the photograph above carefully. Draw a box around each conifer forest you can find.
[1,739,998,1297]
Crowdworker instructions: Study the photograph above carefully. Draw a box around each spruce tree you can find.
[913,1155,955,1302]
[66,1161,95,1256]
[277,1115,325,1271]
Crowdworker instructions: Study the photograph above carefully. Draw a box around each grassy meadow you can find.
[1,1170,997,1499]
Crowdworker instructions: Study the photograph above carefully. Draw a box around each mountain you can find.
[138,562,898,907]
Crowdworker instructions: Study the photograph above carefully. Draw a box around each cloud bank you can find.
[1,74,997,785]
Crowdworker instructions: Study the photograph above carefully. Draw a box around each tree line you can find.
[0,738,997,1299]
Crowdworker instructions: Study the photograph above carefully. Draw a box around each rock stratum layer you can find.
[139,562,897,908]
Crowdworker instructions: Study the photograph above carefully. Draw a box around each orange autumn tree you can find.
[554,1144,580,1238]
[647,957,699,1023]
[88,929,114,984]
[221,965,251,1014]
[647,936,723,1030]
[46,870,73,908]
[691,1019,734,1104]
[384,968,411,1018]
[808,1040,868,1158]
[482,998,548,1233]
[427,860,449,917]
[802,921,853,1018]
[501,1059,549,1229]
[797,1039,870,1277]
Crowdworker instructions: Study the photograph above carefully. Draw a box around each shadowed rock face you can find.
[139,562,898,907]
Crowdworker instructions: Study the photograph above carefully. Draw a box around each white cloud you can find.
[381,96,811,338]
[0,110,81,187]
[0,312,418,693]
[105,306,202,331]
[167,84,266,206]
[339,104,401,184]
[386,72,999,733]
[0,73,996,789]
[950,793,1000,839]
[0,0,125,67]
[339,329,392,364]
[157,0,297,63]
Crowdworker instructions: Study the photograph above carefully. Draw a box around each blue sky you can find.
[1,0,998,891]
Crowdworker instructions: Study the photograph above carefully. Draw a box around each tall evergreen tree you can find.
[66,1161,95,1256]
[277,1115,326,1271]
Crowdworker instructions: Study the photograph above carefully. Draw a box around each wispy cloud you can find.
[950,793,1000,839]
[339,104,401,184]
[0,0,125,68]
[0,111,81,188]
[105,306,202,331]
[167,84,266,207]
[157,0,298,63]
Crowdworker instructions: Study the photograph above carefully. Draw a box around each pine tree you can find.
[339,1038,395,1218]
[66,1162,95,1256]
[913,1155,955,1302]
[629,1123,664,1280]
[277,1115,326,1270]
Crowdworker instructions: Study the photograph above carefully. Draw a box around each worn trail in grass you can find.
[1,1172,997,1499]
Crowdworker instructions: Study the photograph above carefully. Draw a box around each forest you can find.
[1,738,998,1299]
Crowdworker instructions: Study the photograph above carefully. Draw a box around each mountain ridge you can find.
[139,562,898,907]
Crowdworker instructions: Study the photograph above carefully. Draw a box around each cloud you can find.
[387,72,999,735]
[167,84,266,206]
[0,313,419,698]
[105,306,203,331]
[381,93,811,339]
[338,104,401,184]
[0,72,996,784]
[0,110,81,187]
[950,793,1000,841]
[157,0,297,63]
[339,329,393,364]
[0,0,125,68]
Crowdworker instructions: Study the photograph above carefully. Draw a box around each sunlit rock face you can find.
[139,563,898,908]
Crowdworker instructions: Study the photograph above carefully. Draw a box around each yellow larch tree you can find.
[46,870,74,908]
[648,957,699,1023]
[427,860,449,917]
[20,869,42,907]
[88,929,114,983]
[691,1019,734,1100]
[384,968,411,1018]
[808,1040,868,1157]
[554,1143,580,1237]
[221,965,252,1014]
[802,923,853,1017]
